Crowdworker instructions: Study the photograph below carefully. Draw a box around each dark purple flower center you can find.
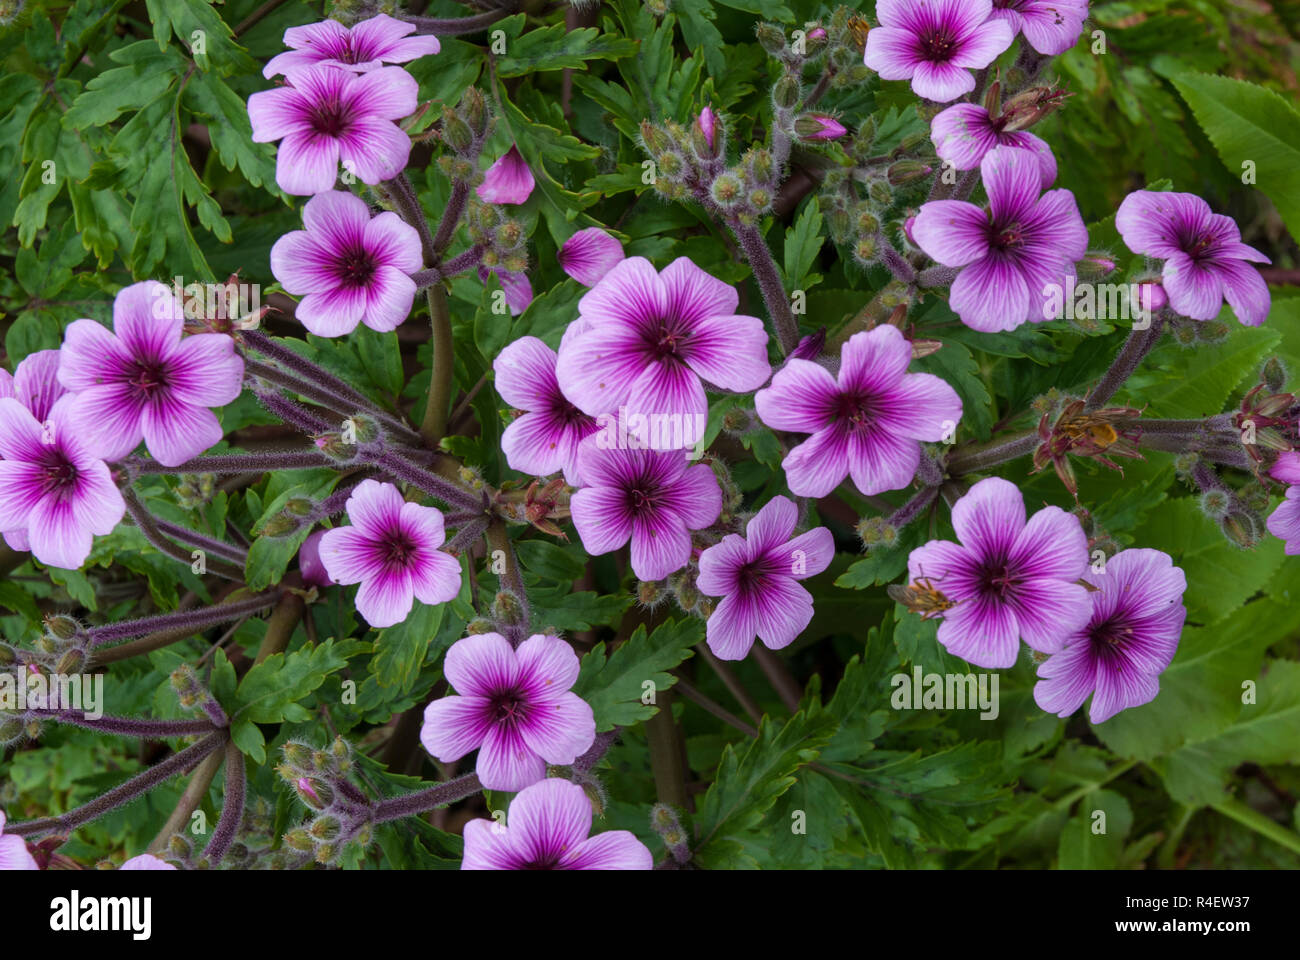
[381,529,419,568]
[1183,232,1219,261]
[1089,616,1135,651]
[308,96,351,138]
[735,554,781,596]
[919,24,961,62]
[126,359,170,400]
[336,246,378,287]
[520,857,564,870]
[489,687,530,726]
[648,321,692,364]
[990,222,1025,251]
[978,558,1023,599]
[832,391,879,430]
[38,449,80,501]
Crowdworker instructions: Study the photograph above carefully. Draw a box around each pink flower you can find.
[570,433,721,581]
[270,190,421,337]
[462,778,652,870]
[57,282,244,467]
[558,228,625,287]
[1115,190,1271,326]
[1033,549,1187,724]
[263,14,441,77]
[912,145,1087,332]
[477,145,535,205]
[697,105,718,152]
[755,325,962,498]
[421,633,596,792]
[929,102,1056,188]
[297,529,333,588]
[494,336,598,484]
[0,396,124,570]
[318,480,461,628]
[864,0,1014,102]
[794,113,848,141]
[1267,451,1300,554]
[478,266,534,315]
[0,350,68,421]
[120,854,177,870]
[906,477,1092,668]
[248,64,417,195]
[697,496,835,660]
[556,257,770,446]
[990,0,1088,56]
[0,810,39,870]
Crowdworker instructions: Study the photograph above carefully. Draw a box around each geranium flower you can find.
[478,266,534,316]
[249,64,417,195]
[1115,190,1271,326]
[929,102,1056,188]
[558,228,625,287]
[569,433,721,581]
[494,336,598,484]
[912,145,1087,331]
[57,281,244,467]
[754,325,962,498]
[1033,548,1187,724]
[270,190,421,337]
[263,14,441,77]
[0,810,38,870]
[120,854,177,870]
[990,0,1088,55]
[696,495,835,660]
[0,396,125,570]
[0,350,70,555]
[421,633,596,792]
[1266,451,1300,554]
[905,476,1092,668]
[477,145,535,205]
[318,480,461,628]
[864,0,1014,102]
[461,778,652,870]
[556,257,770,445]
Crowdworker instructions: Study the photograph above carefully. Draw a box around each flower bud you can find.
[772,75,802,110]
[54,648,86,675]
[1077,253,1117,282]
[695,105,718,157]
[309,816,341,841]
[1220,510,1261,549]
[297,777,332,810]
[756,22,786,54]
[441,108,472,152]
[168,834,193,860]
[853,236,877,263]
[636,580,664,607]
[639,121,673,158]
[283,741,313,768]
[1137,281,1166,314]
[1261,357,1287,393]
[43,615,81,642]
[0,719,24,745]
[790,328,826,361]
[493,590,526,626]
[868,180,893,205]
[284,828,315,852]
[466,617,495,635]
[794,113,847,141]
[747,148,774,184]
[710,172,743,207]
[460,86,489,137]
[1197,320,1229,344]
[886,159,931,185]
[284,497,314,517]
[1199,488,1231,520]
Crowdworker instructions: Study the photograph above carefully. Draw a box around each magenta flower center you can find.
[736,555,780,596]
[489,687,530,725]
[308,96,351,138]
[126,359,170,399]
[336,246,378,287]
[1089,615,1135,650]
[833,391,879,430]
[38,449,80,500]
[919,24,960,62]
[381,530,419,568]
[990,222,1025,251]
[978,558,1024,599]
[647,321,691,363]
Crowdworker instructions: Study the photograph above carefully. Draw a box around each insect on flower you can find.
[1032,399,1144,498]
[887,571,957,620]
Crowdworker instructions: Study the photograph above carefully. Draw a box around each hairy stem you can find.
[485,520,530,645]
[133,450,334,475]
[32,712,217,738]
[370,773,483,822]
[732,222,798,355]
[205,741,246,865]
[9,731,227,839]
[122,489,245,580]
[946,429,1039,476]
[432,180,472,256]
[1085,312,1168,411]
[153,520,248,564]
[87,590,283,646]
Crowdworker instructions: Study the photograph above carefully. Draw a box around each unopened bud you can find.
[710,173,743,207]
[43,615,81,642]
[309,816,341,841]
[1199,488,1231,520]
[284,498,314,517]
[297,777,332,810]
[886,159,930,185]
[493,590,525,626]
[1261,357,1287,393]
[868,180,893,205]
[794,113,847,141]
[54,649,86,675]
[1219,511,1261,549]
[283,742,313,768]
[773,75,801,110]
[442,110,472,152]
[1077,253,1117,281]
[168,834,193,859]
[466,617,495,635]
[460,86,488,136]
[756,23,786,55]
[854,236,877,262]
[284,828,315,852]
[640,121,673,157]
[1197,320,1229,344]
[695,105,718,156]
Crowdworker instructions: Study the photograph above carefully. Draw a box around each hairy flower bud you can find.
[756,22,786,54]
[710,172,743,207]
[1199,488,1231,520]
[460,86,489,137]
[43,615,81,642]
[772,75,802,110]
[442,108,472,153]
[794,113,847,141]
[1261,357,1287,393]
[886,159,931,185]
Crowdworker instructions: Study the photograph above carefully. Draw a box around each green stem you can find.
[1211,797,1300,856]
[421,286,455,446]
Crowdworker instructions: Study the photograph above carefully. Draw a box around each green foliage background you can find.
[1,0,1299,869]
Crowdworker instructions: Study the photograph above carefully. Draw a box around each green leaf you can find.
[1156,659,1300,806]
[495,19,638,77]
[229,639,354,764]
[515,539,587,581]
[782,201,823,292]
[371,602,445,693]
[1166,70,1300,243]
[571,617,702,731]
[692,709,836,868]
[1056,789,1134,869]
